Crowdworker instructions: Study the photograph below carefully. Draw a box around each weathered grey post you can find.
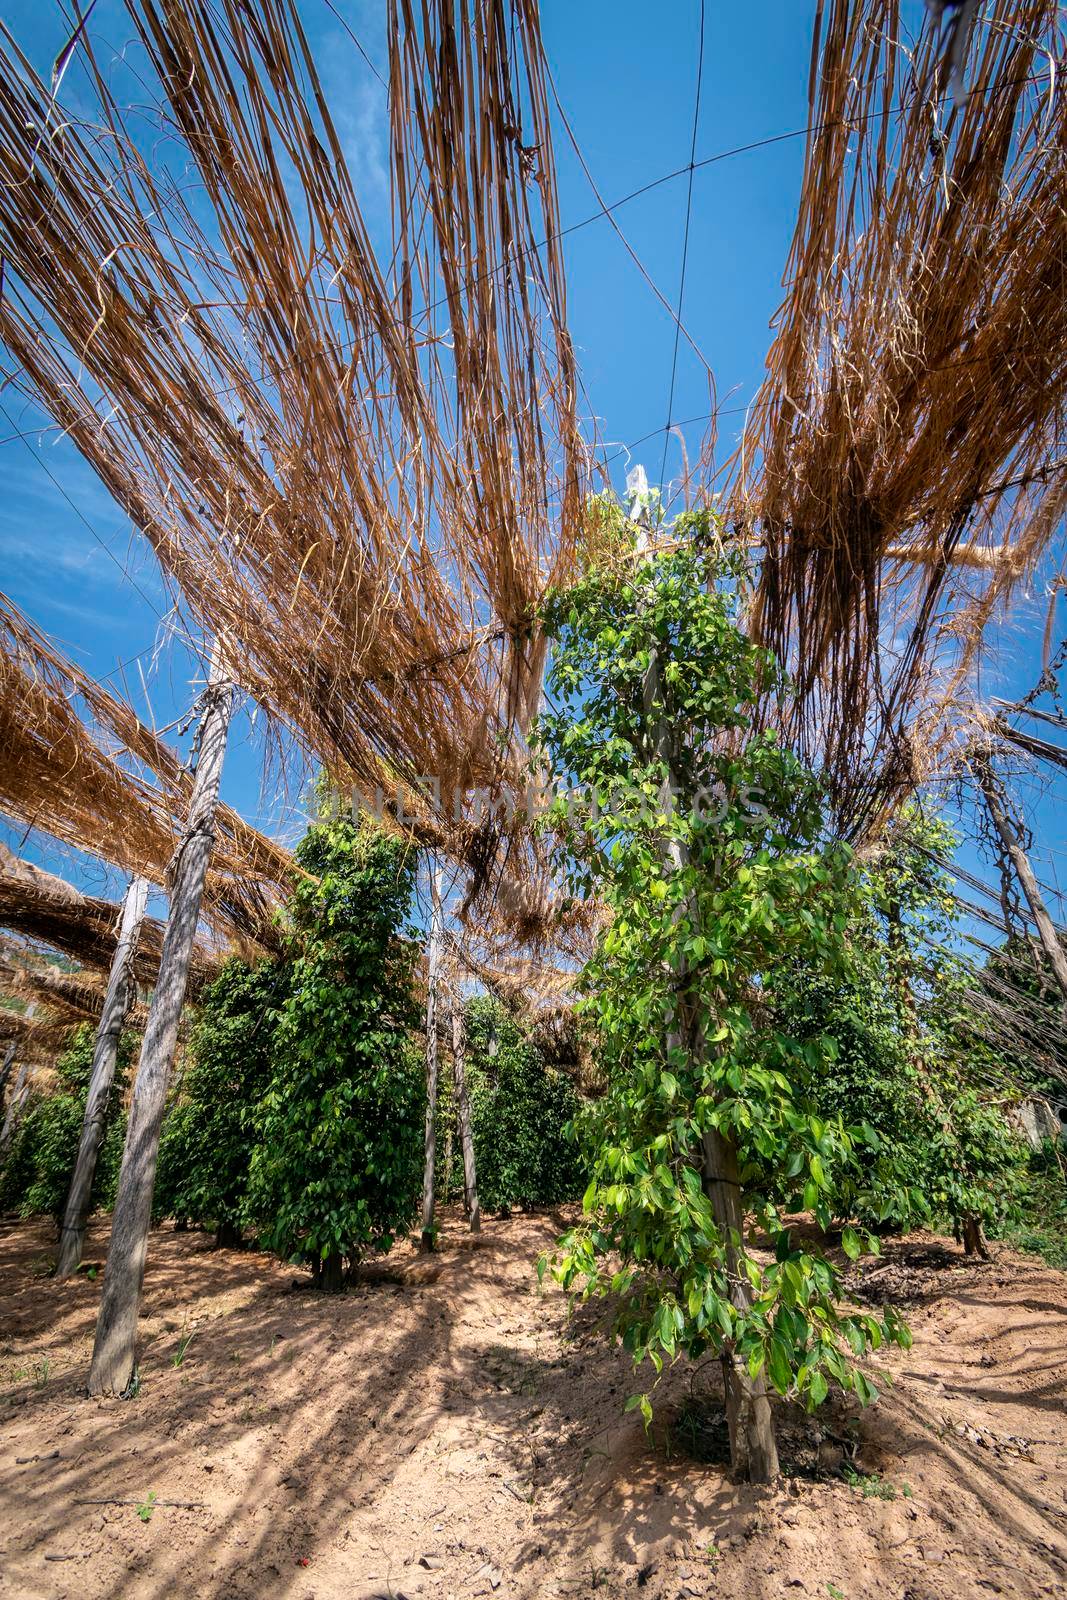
[88,650,233,1396]
[56,875,150,1278]
[0,1040,16,1125]
[0,1062,30,1162]
[420,859,444,1250]
[629,465,779,1482]
[974,745,1067,1007]
[0,1002,36,1163]
[451,987,480,1233]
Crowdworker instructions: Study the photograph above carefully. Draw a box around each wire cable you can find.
[659,0,706,491]
[20,27,1046,413]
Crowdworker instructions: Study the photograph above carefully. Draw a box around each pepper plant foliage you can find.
[463,995,584,1212]
[155,956,290,1235]
[770,806,991,1234]
[244,816,424,1275]
[882,810,1026,1240]
[0,1022,133,1221]
[532,505,910,1410]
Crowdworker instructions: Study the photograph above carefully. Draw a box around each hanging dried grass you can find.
[0,594,290,948]
[730,0,1067,830]
[0,0,584,912]
[0,844,215,992]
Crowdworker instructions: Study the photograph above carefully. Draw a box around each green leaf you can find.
[853,1370,878,1407]
[767,1337,792,1395]
[841,1227,862,1262]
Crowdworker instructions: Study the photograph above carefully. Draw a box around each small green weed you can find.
[842,1465,911,1500]
[997,1220,1067,1271]
[136,1491,157,1524]
[33,1358,51,1389]
[827,1585,846,1600]
[171,1331,195,1369]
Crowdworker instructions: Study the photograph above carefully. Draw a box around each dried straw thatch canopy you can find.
[733,0,1067,830]
[0,0,584,915]
[0,594,291,949]
[5,0,1062,961]
[0,1006,86,1072]
[0,844,215,993]
[1,941,105,1022]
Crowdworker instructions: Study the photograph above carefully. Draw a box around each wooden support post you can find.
[701,1126,780,1479]
[0,1063,30,1162]
[0,1002,36,1163]
[974,747,1067,1007]
[629,466,778,1483]
[441,1120,454,1204]
[88,651,233,1396]
[451,988,480,1234]
[420,859,444,1250]
[56,876,149,1279]
[969,745,1063,1260]
[0,1039,16,1125]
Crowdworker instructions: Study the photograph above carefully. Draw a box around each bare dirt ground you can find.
[1,1210,1065,1600]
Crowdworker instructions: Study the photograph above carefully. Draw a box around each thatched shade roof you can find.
[0,594,291,950]
[0,845,216,994]
[0,0,584,919]
[732,0,1067,831]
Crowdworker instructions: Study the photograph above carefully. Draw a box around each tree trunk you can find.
[317,1249,344,1292]
[974,749,1067,1008]
[451,995,480,1233]
[214,1220,242,1250]
[630,470,779,1482]
[420,860,444,1250]
[56,876,150,1279]
[88,653,233,1397]
[961,1214,989,1258]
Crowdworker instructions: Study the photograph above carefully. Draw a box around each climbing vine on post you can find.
[532,498,910,1482]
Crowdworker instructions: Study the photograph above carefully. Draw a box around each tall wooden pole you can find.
[420,858,444,1250]
[88,651,233,1396]
[451,987,480,1234]
[0,1003,36,1164]
[56,875,150,1279]
[630,466,778,1482]
[0,1039,16,1125]
[973,747,1067,1008]
[0,1064,29,1162]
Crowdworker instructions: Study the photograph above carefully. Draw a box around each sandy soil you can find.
[1,1209,1065,1600]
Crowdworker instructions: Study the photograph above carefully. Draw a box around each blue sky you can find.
[1,0,1065,944]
